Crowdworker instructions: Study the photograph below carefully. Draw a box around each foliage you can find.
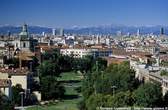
[108,91,134,107]
[91,57,107,72]
[160,70,168,76]
[72,56,93,73]
[40,76,65,100]
[163,92,168,107]
[12,84,24,106]
[0,91,13,110]
[85,94,104,110]
[160,61,168,67]
[38,60,61,77]
[104,62,139,92]
[134,82,163,107]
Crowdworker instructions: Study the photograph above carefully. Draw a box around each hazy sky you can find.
[0,0,168,28]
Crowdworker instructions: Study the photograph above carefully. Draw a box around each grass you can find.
[27,72,83,110]
[27,99,80,110]
[58,71,83,81]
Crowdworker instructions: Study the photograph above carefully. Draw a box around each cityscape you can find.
[0,0,168,110]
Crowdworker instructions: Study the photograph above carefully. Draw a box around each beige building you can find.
[0,68,30,90]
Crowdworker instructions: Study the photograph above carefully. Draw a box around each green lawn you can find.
[58,71,83,81]
[27,72,83,110]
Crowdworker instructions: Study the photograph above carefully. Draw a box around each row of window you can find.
[15,42,27,48]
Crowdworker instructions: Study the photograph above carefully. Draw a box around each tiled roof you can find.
[0,67,29,75]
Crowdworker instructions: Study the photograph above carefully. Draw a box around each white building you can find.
[52,28,56,36]
[60,48,92,58]
[60,47,112,58]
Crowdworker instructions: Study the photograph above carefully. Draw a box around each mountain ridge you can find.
[0,24,167,35]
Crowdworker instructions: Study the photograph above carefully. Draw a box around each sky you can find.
[0,0,168,28]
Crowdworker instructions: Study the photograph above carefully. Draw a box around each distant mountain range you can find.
[0,24,168,35]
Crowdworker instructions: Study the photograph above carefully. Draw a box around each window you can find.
[23,42,26,47]
[16,43,18,47]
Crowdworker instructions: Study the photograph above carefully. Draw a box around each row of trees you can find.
[38,49,106,101]
[80,62,168,110]
[0,48,107,108]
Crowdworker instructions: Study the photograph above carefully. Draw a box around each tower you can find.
[160,27,164,35]
[19,23,29,39]
[17,23,31,52]
[52,28,56,36]
[60,28,64,36]
[137,29,140,36]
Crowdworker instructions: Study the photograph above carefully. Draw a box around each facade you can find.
[60,48,92,58]
[0,68,29,90]
[130,59,168,96]
[60,47,112,58]
[52,28,56,36]
[0,79,12,99]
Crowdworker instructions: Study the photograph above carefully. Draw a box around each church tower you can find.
[19,23,29,40]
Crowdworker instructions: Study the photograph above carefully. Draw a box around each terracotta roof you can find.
[104,57,128,66]
[160,55,168,61]
[0,79,11,87]
[0,67,29,75]
[15,51,35,61]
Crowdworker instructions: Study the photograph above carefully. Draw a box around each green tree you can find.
[163,92,168,107]
[12,84,24,106]
[0,91,13,110]
[58,55,73,72]
[40,76,65,100]
[108,91,134,107]
[38,60,61,77]
[105,62,139,92]
[86,94,104,110]
[134,82,163,107]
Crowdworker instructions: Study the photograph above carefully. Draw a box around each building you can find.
[137,29,140,36]
[160,27,164,35]
[52,28,56,36]
[0,23,36,52]
[0,68,30,90]
[0,79,12,99]
[60,48,92,58]
[60,28,64,36]
[60,46,112,58]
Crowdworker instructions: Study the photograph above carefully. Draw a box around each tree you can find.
[134,82,163,107]
[40,76,65,100]
[107,91,134,107]
[163,92,168,107]
[12,84,24,106]
[0,91,13,110]
[58,55,73,72]
[38,60,61,77]
[85,94,104,110]
[104,62,139,92]
[92,57,107,72]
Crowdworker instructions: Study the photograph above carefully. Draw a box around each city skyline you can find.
[0,0,168,28]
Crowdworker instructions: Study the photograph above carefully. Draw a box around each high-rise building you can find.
[160,27,164,35]
[42,32,45,36]
[116,31,122,36]
[60,28,64,36]
[52,28,56,36]
[137,29,140,36]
